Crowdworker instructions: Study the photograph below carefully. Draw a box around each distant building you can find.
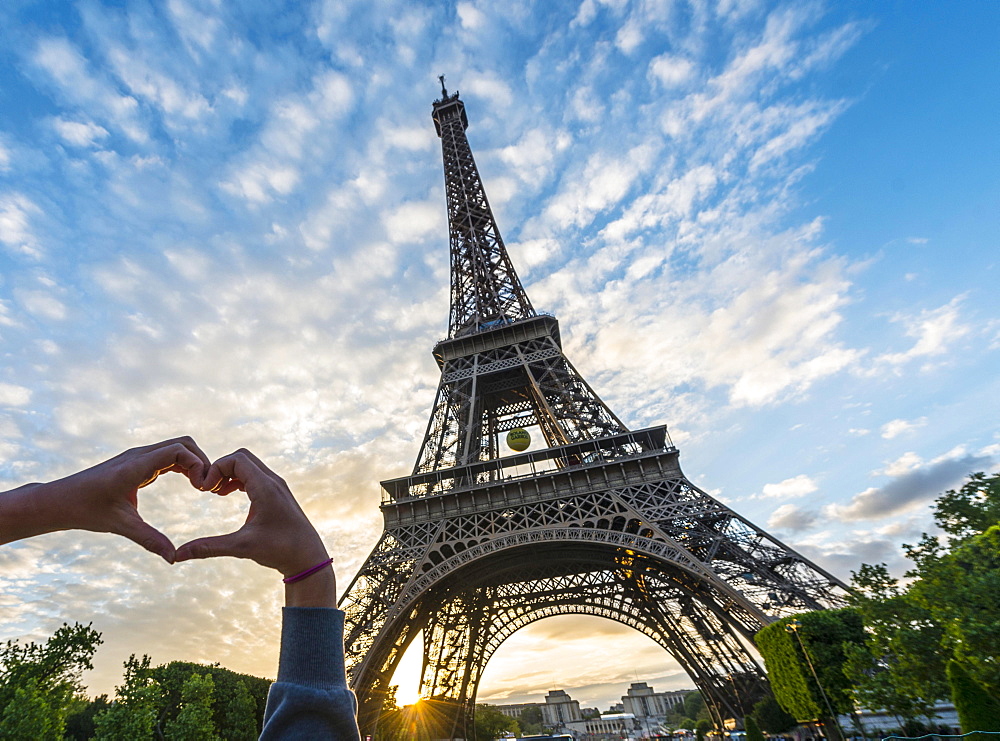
[542,689,583,727]
[565,711,637,738]
[621,682,690,720]
[491,701,541,719]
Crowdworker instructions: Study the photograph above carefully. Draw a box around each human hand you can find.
[174,449,335,607]
[0,437,209,562]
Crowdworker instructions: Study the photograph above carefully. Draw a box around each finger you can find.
[174,532,249,563]
[204,450,281,494]
[117,519,176,564]
[136,440,210,489]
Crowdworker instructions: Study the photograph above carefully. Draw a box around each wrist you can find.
[284,564,336,608]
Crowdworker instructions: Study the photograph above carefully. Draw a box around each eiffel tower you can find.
[339,79,848,737]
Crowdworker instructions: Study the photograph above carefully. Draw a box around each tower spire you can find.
[432,84,534,338]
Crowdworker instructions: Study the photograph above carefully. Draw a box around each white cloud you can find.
[52,118,110,147]
[16,289,67,320]
[880,417,926,440]
[875,451,923,477]
[166,0,222,52]
[220,70,354,203]
[465,72,514,109]
[33,37,148,143]
[107,48,212,122]
[757,474,818,500]
[875,297,969,369]
[768,503,818,532]
[0,383,32,407]
[456,2,486,30]
[649,54,695,87]
[0,195,43,259]
[541,143,658,231]
[384,200,442,245]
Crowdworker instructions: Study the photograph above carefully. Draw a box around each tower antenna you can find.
[438,74,448,97]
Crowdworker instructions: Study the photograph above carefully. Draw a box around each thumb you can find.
[174,532,248,563]
[118,520,176,564]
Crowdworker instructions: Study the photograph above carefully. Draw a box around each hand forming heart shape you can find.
[31,437,330,580]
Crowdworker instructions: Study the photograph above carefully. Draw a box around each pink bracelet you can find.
[283,558,334,584]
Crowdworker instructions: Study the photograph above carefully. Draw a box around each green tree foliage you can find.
[696,717,713,741]
[845,563,947,721]
[744,715,765,741]
[845,471,1000,719]
[64,694,111,740]
[933,472,1000,542]
[164,671,219,741]
[0,621,102,739]
[909,525,1000,693]
[518,704,546,734]
[749,696,797,734]
[683,690,707,721]
[947,659,1000,732]
[93,654,159,740]
[223,680,259,741]
[150,661,269,738]
[473,703,519,740]
[0,677,61,739]
[756,609,864,729]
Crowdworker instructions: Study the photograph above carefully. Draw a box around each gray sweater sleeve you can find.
[260,607,362,740]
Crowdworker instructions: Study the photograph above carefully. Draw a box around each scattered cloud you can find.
[756,474,818,500]
[825,450,995,522]
[51,118,110,147]
[768,503,818,532]
[0,383,32,406]
[880,417,926,439]
[0,194,43,258]
[874,297,970,369]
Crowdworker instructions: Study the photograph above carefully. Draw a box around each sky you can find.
[0,0,998,714]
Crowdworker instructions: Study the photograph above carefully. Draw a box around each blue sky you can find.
[1,0,998,712]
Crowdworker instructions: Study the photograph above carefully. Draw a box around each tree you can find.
[845,563,947,722]
[150,661,269,738]
[744,715,765,741]
[909,525,1000,694]
[756,609,864,738]
[683,690,707,721]
[518,705,545,734]
[222,680,259,741]
[749,696,797,734]
[0,677,61,739]
[164,671,219,741]
[844,472,1000,725]
[93,654,159,740]
[947,660,1000,732]
[695,717,713,741]
[474,704,519,740]
[0,621,102,738]
[64,694,111,740]
[932,472,1000,543]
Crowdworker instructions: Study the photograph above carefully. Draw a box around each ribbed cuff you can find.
[276,607,348,689]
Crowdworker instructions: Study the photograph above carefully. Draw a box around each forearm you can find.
[0,481,63,545]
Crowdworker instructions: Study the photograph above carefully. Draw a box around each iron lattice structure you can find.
[339,84,848,738]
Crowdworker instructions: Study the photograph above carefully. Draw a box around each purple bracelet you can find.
[283,557,334,584]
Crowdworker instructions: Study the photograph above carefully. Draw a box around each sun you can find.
[389,635,425,707]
